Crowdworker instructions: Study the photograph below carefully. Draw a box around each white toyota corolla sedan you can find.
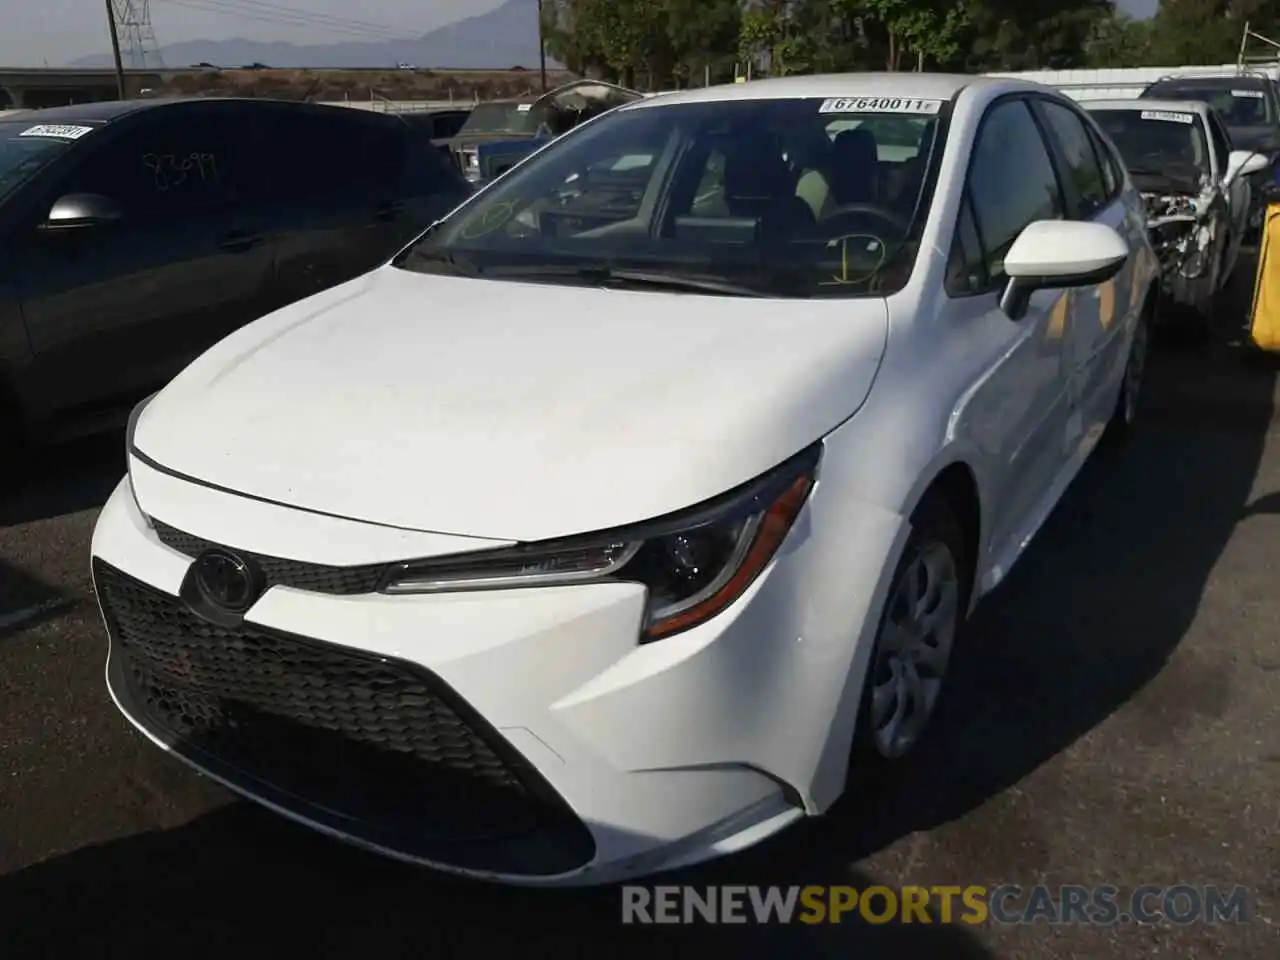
[91,73,1159,886]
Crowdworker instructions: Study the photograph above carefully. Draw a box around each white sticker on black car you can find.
[1141,110,1195,124]
[19,123,94,140]
[818,97,943,115]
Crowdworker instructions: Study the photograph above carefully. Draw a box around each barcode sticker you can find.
[818,97,942,115]
[1141,110,1195,124]
[19,123,94,140]
[1232,89,1264,98]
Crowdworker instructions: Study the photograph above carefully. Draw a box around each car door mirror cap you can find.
[999,220,1129,321]
[38,193,124,233]
[1225,150,1270,184]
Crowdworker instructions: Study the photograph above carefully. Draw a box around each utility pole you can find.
[105,0,127,99]
[537,0,548,93]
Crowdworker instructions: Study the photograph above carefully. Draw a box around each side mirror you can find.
[1225,149,1270,184]
[999,220,1129,321]
[37,193,123,233]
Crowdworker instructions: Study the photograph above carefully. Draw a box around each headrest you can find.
[831,128,878,168]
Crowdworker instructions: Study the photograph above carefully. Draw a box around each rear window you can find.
[458,103,540,136]
[0,120,94,201]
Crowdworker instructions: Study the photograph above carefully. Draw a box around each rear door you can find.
[11,102,275,416]
[1031,96,1138,452]
[255,106,412,308]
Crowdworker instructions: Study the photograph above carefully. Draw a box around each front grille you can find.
[151,520,387,595]
[94,560,595,875]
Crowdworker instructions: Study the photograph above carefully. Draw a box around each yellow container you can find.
[1248,203,1280,352]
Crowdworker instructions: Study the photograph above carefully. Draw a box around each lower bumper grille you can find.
[94,559,595,876]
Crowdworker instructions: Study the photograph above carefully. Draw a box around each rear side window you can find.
[1037,100,1109,219]
[967,99,1064,280]
[259,110,405,204]
[1083,123,1121,199]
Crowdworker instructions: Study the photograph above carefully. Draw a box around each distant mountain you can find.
[70,0,557,69]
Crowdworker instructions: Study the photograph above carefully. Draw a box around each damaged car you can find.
[1086,98,1268,328]
[442,79,644,187]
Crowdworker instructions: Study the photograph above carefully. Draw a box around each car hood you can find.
[133,268,889,542]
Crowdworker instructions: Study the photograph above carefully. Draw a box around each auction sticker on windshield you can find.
[1141,110,1195,124]
[818,97,942,115]
[1232,89,1265,98]
[19,124,94,140]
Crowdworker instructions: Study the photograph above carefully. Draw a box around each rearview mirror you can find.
[999,220,1129,321]
[1225,149,1270,183]
[38,193,124,233]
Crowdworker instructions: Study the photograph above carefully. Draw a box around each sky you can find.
[0,0,508,66]
[1,0,1155,68]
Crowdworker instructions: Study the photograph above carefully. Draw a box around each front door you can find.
[951,97,1074,561]
[12,103,276,418]
[1033,97,1138,449]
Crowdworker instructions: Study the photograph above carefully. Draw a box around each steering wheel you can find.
[821,203,911,238]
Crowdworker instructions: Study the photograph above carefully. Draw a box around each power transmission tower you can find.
[111,0,165,69]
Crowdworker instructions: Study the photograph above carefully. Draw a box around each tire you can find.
[1104,302,1150,446]
[851,493,970,767]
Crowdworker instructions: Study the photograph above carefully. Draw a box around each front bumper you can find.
[91,462,906,886]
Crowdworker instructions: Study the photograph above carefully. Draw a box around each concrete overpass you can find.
[0,69,166,109]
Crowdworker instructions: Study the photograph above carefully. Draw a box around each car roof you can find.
[0,96,399,128]
[1083,98,1209,115]
[625,72,1045,109]
[1147,74,1268,88]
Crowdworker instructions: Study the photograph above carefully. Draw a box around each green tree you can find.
[1084,9,1154,67]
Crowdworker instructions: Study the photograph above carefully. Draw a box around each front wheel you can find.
[853,495,968,764]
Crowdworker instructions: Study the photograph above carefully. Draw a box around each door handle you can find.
[374,200,403,222]
[217,230,262,252]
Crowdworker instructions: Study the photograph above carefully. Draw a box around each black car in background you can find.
[1140,73,1280,225]
[0,98,471,446]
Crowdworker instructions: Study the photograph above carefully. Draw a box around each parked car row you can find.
[86,74,1161,887]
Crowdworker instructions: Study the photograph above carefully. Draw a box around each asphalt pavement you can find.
[0,278,1277,958]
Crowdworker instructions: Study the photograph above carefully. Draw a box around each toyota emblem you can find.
[193,549,259,612]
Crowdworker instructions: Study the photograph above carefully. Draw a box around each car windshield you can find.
[1091,108,1209,176]
[458,102,540,136]
[0,121,84,201]
[396,96,947,299]
[1148,83,1272,132]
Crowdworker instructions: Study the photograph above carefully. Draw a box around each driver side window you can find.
[967,99,1065,281]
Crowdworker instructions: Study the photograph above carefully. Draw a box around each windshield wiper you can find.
[482,264,770,297]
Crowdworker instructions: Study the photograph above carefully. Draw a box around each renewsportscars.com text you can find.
[620,884,1252,925]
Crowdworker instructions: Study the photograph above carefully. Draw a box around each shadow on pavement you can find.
[0,804,994,959]
[0,558,73,640]
[0,428,125,528]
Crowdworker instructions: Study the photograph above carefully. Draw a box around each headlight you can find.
[380,444,821,641]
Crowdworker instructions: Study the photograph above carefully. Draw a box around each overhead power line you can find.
[152,0,420,43]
